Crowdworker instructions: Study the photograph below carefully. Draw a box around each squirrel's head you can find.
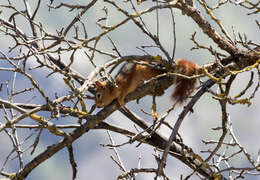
[94,80,113,108]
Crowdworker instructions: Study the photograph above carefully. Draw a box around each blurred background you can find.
[0,0,260,179]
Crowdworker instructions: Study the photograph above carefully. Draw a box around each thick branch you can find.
[175,0,238,54]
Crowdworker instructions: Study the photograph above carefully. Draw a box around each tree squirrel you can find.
[94,59,199,108]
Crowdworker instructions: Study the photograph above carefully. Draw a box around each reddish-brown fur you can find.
[95,59,198,108]
[172,59,198,104]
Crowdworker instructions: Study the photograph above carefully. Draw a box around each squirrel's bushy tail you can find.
[171,59,198,104]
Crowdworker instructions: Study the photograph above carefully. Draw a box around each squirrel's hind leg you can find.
[117,96,126,107]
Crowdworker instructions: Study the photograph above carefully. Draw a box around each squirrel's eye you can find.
[96,92,102,99]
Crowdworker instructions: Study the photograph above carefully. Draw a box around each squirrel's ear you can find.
[94,81,103,88]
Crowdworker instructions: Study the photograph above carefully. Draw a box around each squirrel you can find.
[94,59,199,108]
